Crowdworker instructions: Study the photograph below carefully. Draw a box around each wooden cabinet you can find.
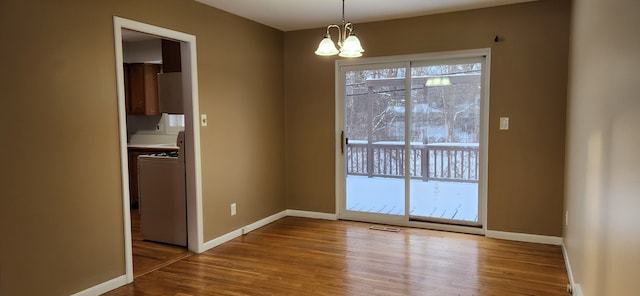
[158,40,184,114]
[124,63,161,115]
[128,147,178,208]
[158,72,184,114]
[161,39,181,73]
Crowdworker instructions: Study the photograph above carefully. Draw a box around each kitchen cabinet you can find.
[158,72,184,114]
[158,39,183,114]
[124,63,161,115]
[128,146,178,208]
[161,39,181,73]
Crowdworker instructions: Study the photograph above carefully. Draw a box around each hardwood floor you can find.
[107,217,569,295]
[130,209,192,278]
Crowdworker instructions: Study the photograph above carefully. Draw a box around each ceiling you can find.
[122,29,159,42]
[194,0,537,31]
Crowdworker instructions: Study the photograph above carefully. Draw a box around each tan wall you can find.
[0,0,284,295]
[284,0,570,235]
[564,0,640,294]
[0,0,576,294]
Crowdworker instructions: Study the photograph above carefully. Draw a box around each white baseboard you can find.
[562,240,583,296]
[562,241,575,292]
[181,210,336,253]
[485,230,563,245]
[202,210,337,252]
[201,228,243,252]
[286,209,337,220]
[574,284,583,296]
[242,210,288,234]
[70,275,127,296]
[202,210,288,252]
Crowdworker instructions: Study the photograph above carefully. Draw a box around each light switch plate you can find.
[499,117,509,130]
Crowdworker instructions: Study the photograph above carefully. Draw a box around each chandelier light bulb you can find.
[315,35,340,56]
[339,33,364,57]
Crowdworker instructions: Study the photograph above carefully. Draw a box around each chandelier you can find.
[314,0,364,58]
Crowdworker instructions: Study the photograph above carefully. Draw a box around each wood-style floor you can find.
[130,209,192,278]
[107,217,569,295]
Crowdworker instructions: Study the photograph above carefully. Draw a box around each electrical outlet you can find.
[565,211,569,226]
[231,203,237,216]
[499,117,509,130]
[201,114,208,126]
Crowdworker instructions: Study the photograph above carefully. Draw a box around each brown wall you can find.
[564,0,640,294]
[0,0,284,295]
[284,0,570,235]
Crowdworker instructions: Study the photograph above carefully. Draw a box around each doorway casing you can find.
[113,16,204,283]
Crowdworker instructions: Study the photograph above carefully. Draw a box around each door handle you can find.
[341,131,344,155]
[340,131,349,155]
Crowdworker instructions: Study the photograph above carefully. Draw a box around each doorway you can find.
[113,17,204,283]
[336,50,489,234]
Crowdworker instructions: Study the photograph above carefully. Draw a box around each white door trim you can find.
[113,16,204,283]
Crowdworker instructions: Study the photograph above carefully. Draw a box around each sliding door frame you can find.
[335,49,491,235]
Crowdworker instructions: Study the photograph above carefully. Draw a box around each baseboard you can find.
[573,284,583,296]
[286,209,337,220]
[202,210,288,252]
[84,209,337,295]
[201,210,335,252]
[201,228,243,252]
[70,275,128,296]
[243,210,288,234]
[562,239,583,296]
[562,241,575,292]
[485,230,563,245]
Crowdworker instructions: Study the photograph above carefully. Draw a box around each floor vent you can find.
[369,225,400,232]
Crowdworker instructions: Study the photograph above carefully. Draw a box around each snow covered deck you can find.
[346,175,479,222]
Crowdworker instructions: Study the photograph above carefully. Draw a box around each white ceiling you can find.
[194,0,537,31]
[122,29,159,42]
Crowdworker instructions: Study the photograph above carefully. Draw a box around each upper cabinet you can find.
[161,39,181,73]
[158,40,184,114]
[158,72,184,114]
[124,63,161,115]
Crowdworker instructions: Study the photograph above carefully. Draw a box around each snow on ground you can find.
[346,175,478,222]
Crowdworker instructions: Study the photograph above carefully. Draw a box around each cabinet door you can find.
[125,63,160,115]
[158,72,184,114]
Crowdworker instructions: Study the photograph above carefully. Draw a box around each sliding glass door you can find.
[407,59,483,226]
[337,52,488,230]
[343,64,407,218]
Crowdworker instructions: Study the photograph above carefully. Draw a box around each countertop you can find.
[127,143,179,150]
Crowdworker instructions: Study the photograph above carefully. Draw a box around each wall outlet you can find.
[565,210,569,226]
[201,114,208,126]
[231,203,237,216]
[499,117,509,130]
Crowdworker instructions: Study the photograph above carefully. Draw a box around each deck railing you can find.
[346,141,479,183]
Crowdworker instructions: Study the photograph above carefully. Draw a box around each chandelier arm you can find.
[326,24,342,48]
[344,22,354,35]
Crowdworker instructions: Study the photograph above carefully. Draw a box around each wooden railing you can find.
[346,141,479,183]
